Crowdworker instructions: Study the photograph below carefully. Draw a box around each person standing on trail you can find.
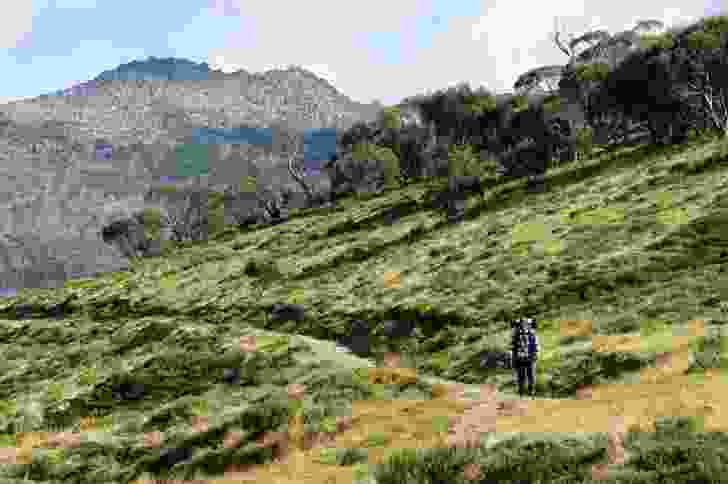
[511,318,539,397]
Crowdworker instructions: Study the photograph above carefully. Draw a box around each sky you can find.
[0,0,723,107]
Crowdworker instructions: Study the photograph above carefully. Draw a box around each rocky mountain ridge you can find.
[0,57,383,292]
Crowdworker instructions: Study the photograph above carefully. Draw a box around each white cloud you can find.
[0,1,34,50]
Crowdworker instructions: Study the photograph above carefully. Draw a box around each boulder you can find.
[111,381,146,401]
[45,297,75,320]
[14,303,34,320]
[222,367,241,385]
[381,319,416,339]
[338,319,372,357]
[270,303,305,323]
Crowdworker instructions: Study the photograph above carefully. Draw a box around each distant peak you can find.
[92,56,228,82]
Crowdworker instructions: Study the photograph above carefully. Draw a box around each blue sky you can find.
[0,1,721,106]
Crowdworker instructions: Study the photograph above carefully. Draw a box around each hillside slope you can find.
[0,132,727,483]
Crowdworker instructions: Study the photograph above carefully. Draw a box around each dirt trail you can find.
[208,320,728,484]
[11,324,725,484]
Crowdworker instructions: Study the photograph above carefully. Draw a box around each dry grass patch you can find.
[559,319,593,339]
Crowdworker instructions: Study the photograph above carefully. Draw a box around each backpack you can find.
[513,320,537,361]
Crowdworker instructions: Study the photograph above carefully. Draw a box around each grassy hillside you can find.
[1,131,728,483]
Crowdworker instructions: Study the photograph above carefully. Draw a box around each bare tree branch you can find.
[270,121,316,205]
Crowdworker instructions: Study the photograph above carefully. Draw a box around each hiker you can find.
[511,318,539,397]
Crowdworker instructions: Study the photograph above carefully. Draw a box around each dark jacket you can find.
[511,318,539,362]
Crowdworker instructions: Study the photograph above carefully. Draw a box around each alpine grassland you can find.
[2,129,728,484]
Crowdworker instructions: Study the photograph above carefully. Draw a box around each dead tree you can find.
[269,121,318,207]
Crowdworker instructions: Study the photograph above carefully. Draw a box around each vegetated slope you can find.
[0,133,728,484]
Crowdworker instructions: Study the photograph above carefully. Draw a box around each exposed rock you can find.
[337,320,372,357]
[381,319,416,339]
[14,303,34,320]
[111,381,146,401]
[270,303,305,323]
[222,367,242,385]
[45,296,76,319]
[148,447,193,474]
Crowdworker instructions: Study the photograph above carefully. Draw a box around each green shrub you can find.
[575,62,610,83]
[363,432,391,448]
[315,447,369,466]
[638,32,675,50]
[243,258,281,279]
[511,94,529,113]
[238,175,258,194]
[155,184,180,195]
[575,126,594,160]
[380,106,402,131]
[206,190,228,237]
[138,207,163,240]
[377,146,402,188]
[687,327,726,372]
[653,415,704,437]
[447,144,480,178]
[543,95,561,114]
[352,142,402,188]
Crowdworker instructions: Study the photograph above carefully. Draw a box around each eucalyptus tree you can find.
[586,36,697,146]
[548,17,667,140]
[668,15,728,137]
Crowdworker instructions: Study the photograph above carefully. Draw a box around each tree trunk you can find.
[287,156,314,205]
